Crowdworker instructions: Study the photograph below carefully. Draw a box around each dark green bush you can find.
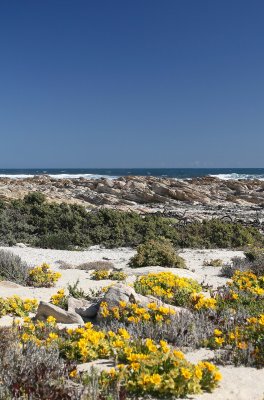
[129,238,186,268]
[0,194,262,250]
[177,219,263,249]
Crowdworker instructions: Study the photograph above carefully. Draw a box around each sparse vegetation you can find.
[91,269,127,281]
[203,259,223,267]
[0,250,28,284]
[220,248,264,278]
[129,238,186,268]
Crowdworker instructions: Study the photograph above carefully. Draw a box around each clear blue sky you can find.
[0,0,263,168]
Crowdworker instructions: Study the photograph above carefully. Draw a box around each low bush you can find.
[0,328,80,400]
[26,263,61,288]
[18,319,221,398]
[134,272,202,307]
[91,269,127,281]
[0,250,28,284]
[177,219,263,249]
[0,296,38,317]
[50,289,68,310]
[221,248,264,278]
[129,238,186,268]
[99,300,176,324]
[0,195,262,250]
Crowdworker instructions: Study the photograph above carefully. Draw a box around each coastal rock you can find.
[1,175,264,214]
[68,297,99,318]
[34,301,84,324]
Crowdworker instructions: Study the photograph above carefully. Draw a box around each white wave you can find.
[210,173,264,181]
[0,174,35,179]
[48,174,118,179]
[0,173,118,180]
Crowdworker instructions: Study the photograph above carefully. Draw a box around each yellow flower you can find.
[160,340,170,353]
[47,316,56,324]
[48,332,58,340]
[237,341,248,350]
[215,337,225,345]
[195,367,203,379]
[118,328,130,340]
[69,369,77,378]
[181,367,192,380]
[214,371,222,381]
[214,329,223,336]
[150,374,161,385]
[203,362,216,372]
[173,350,185,360]
[131,362,140,371]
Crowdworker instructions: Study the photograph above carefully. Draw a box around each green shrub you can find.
[0,250,28,284]
[24,191,46,205]
[177,219,263,249]
[0,195,262,250]
[36,232,74,250]
[129,238,186,268]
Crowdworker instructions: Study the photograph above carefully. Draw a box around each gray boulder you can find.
[98,283,189,318]
[68,297,99,318]
[34,301,84,324]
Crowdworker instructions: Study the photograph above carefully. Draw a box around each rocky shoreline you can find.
[0,175,264,222]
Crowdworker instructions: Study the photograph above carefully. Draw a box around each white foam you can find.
[0,174,118,180]
[210,173,264,181]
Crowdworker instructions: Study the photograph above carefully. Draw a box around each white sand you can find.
[0,246,263,400]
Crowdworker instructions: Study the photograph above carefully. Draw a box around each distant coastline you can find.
[0,168,264,180]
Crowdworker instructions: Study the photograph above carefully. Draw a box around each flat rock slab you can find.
[34,301,84,324]
[188,366,264,400]
[77,359,115,373]
[0,281,24,289]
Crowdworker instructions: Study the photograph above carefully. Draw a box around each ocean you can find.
[0,168,264,180]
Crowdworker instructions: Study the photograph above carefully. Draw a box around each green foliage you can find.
[0,194,262,250]
[177,219,263,249]
[130,238,186,268]
[0,250,28,284]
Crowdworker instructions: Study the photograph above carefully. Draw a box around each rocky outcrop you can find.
[1,176,264,213]
[34,301,84,324]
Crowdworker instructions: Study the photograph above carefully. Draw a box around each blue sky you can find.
[0,0,263,168]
